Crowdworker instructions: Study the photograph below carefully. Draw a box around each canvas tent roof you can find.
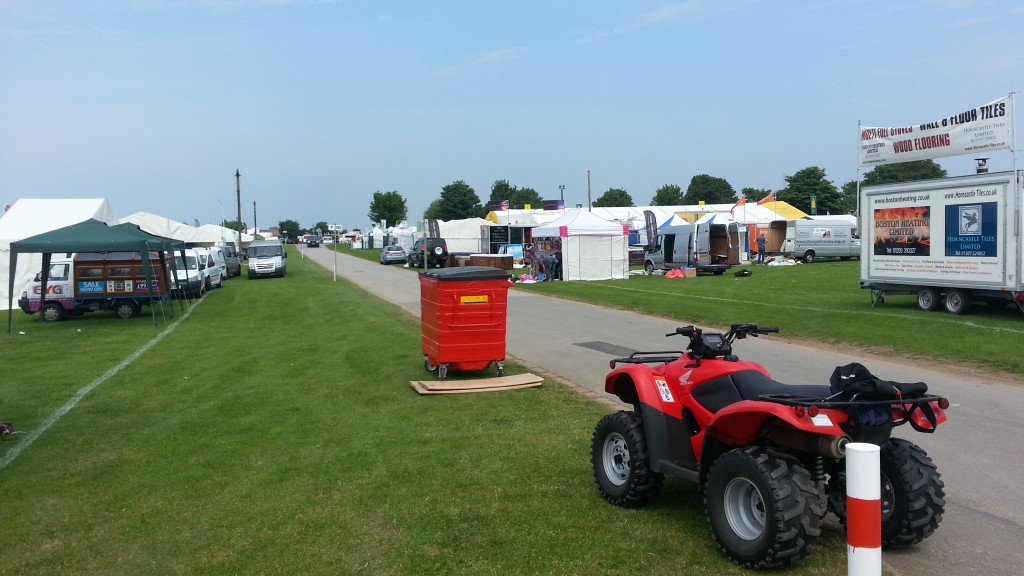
[7,219,184,332]
[1,198,118,311]
[439,217,490,253]
[532,209,628,237]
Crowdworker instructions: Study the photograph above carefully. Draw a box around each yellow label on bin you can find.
[460,295,489,304]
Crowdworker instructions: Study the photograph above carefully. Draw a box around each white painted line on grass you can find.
[595,283,1024,335]
[0,300,201,471]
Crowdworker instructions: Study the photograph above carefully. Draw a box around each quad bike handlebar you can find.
[667,323,779,361]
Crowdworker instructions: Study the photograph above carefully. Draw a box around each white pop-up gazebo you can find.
[531,209,629,281]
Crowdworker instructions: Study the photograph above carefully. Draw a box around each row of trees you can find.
[364,161,948,226]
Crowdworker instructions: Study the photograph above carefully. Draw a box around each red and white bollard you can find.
[846,442,881,576]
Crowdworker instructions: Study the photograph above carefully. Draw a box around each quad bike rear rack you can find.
[609,351,684,367]
[757,392,946,410]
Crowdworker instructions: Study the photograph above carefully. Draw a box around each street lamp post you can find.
[559,184,565,205]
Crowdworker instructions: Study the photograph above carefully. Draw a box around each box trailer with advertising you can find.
[19,251,170,321]
[858,171,1023,315]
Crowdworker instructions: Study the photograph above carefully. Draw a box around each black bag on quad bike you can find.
[829,363,938,434]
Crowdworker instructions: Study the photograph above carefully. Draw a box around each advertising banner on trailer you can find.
[860,171,1020,290]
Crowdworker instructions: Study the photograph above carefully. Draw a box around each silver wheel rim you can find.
[601,432,630,487]
[723,477,766,541]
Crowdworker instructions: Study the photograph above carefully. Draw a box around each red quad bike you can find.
[591,324,949,569]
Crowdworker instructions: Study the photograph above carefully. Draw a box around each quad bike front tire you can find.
[879,438,945,548]
[591,411,663,507]
[705,446,825,569]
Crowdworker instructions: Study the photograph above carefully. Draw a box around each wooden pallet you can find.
[410,373,543,395]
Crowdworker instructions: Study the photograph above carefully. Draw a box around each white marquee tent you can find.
[1,198,119,310]
[439,218,490,253]
[531,209,629,281]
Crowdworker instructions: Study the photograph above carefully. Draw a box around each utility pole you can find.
[235,170,242,250]
[253,200,257,237]
[587,170,592,211]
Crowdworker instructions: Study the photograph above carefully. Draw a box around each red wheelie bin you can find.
[419,266,512,380]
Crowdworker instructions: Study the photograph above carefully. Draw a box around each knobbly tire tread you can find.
[705,446,825,569]
[879,438,945,548]
[591,411,664,507]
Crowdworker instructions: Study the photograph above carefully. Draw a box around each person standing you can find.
[756,233,767,264]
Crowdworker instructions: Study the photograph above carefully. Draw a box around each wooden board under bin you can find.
[468,254,514,270]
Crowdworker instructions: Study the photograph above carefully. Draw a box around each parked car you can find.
[379,245,407,265]
[408,238,448,268]
[219,245,242,277]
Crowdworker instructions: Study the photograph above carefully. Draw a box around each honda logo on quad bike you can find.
[591,323,949,569]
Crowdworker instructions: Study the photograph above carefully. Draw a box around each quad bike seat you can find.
[692,369,832,414]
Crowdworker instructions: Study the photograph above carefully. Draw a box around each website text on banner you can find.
[858,95,1012,166]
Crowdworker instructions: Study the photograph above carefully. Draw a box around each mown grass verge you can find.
[343,245,1024,377]
[0,248,851,575]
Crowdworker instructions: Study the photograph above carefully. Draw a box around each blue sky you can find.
[2,0,1021,232]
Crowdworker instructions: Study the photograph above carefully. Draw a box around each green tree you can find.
[739,187,773,203]
[423,199,443,220]
[488,180,544,209]
[839,181,859,215]
[432,180,483,220]
[277,219,300,243]
[221,219,244,232]
[489,179,515,204]
[312,221,329,235]
[510,187,543,209]
[682,175,736,205]
[592,188,634,207]
[651,184,684,206]
[778,166,842,215]
[368,191,409,227]
[862,160,947,186]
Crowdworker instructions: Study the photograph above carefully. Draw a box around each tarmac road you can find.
[301,246,1024,576]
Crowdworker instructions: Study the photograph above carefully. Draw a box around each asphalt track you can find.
[302,246,1024,576]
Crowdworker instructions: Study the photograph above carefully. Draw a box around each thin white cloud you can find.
[574,1,701,43]
[434,46,529,77]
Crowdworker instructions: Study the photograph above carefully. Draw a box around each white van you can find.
[195,247,226,289]
[644,222,731,275]
[169,249,210,298]
[781,217,860,263]
[247,241,287,279]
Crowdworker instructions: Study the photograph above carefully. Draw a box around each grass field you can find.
[1,249,855,575]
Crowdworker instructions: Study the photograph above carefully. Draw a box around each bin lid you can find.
[419,266,511,281]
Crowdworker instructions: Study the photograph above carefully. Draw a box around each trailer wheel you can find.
[943,288,972,315]
[114,301,139,319]
[644,261,655,274]
[41,302,65,322]
[802,251,815,263]
[916,288,941,311]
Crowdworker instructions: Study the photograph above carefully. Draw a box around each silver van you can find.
[247,241,287,279]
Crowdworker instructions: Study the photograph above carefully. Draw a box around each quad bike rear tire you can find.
[705,446,825,569]
[879,438,945,548]
[826,438,945,549]
[591,411,663,507]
